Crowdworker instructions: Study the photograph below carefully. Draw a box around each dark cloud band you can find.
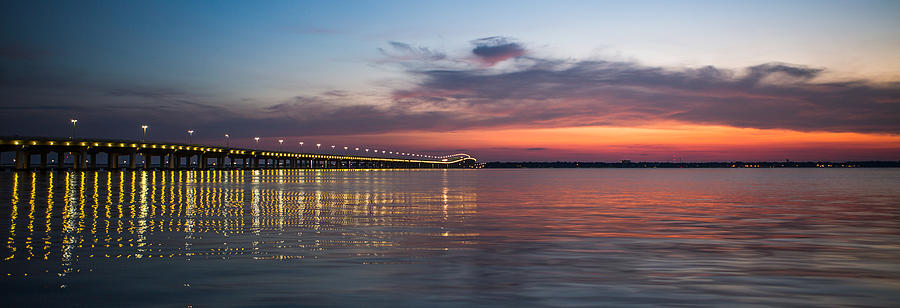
[2,37,899,143]
[395,59,900,133]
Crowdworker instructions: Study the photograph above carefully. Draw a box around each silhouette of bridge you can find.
[0,136,477,170]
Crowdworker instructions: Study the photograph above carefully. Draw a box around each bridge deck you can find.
[0,136,477,170]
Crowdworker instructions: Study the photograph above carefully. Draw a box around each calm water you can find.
[1,169,899,307]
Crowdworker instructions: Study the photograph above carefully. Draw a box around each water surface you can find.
[1,169,899,306]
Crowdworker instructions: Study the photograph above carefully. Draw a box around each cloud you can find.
[470,37,525,66]
[105,87,225,112]
[393,58,900,133]
[106,88,185,100]
[378,41,446,63]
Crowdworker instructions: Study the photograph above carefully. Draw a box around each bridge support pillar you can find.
[129,152,137,169]
[143,154,152,169]
[15,150,29,170]
[107,153,117,170]
[167,153,175,169]
[57,151,65,170]
[39,152,48,169]
[90,153,97,170]
[77,151,86,170]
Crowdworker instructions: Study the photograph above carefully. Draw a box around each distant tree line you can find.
[483,161,900,168]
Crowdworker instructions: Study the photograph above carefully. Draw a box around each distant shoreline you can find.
[483,161,900,168]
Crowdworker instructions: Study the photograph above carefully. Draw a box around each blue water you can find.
[1,169,899,306]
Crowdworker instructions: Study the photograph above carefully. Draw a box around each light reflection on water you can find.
[1,169,899,306]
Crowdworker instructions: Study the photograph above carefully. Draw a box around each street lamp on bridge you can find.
[141,125,148,141]
[254,137,260,145]
[225,133,230,147]
[70,118,78,139]
[187,130,194,144]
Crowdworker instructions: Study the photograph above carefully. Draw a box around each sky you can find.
[1,0,899,162]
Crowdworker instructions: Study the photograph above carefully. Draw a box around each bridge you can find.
[0,136,477,170]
